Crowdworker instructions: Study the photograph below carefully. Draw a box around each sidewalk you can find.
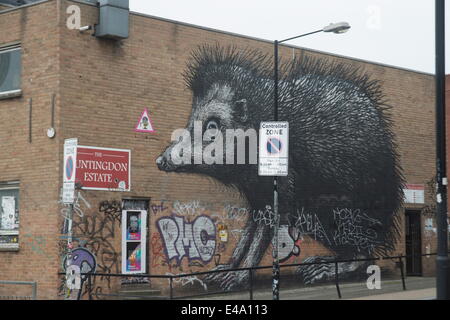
[189,277,436,300]
[350,288,435,300]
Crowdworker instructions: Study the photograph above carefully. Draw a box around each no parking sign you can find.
[63,138,78,204]
[258,122,289,176]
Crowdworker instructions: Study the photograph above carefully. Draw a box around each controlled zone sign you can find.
[258,122,289,176]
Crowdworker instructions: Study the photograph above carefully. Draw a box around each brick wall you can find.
[0,0,62,299]
[0,0,438,299]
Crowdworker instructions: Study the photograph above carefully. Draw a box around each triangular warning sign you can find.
[135,108,155,133]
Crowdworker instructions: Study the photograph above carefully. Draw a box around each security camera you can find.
[79,25,93,32]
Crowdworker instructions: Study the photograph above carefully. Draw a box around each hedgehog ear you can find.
[235,99,248,122]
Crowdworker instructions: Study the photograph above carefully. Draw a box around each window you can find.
[0,45,21,99]
[0,182,20,251]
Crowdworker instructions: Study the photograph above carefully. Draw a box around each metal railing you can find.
[0,281,37,300]
[58,251,447,300]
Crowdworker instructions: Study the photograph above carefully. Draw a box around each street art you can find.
[332,208,382,254]
[223,205,249,223]
[173,200,206,218]
[157,44,404,290]
[252,205,277,228]
[278,225,301,263]
[63,247,97,278]
[59,188,92,234]
[288,208,331,245]
[157,215,216,265]
[71,201,121,275]
[166,272,208,291]
[59,197,122,299]
[150,201,169,215]
[98,200,122,223]
[62,247,97,300]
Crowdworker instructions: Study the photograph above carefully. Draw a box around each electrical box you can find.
[95,0,129,40]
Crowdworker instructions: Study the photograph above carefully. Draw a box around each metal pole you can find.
[272,40,280,301]
[31,281,37,300]
[169,276,174,300]
[64,203,74,300]
[88,274,93,300]
[249,269,254,301]
[335,261,342,299]
[435,0,449,300]
[399,257,406,291]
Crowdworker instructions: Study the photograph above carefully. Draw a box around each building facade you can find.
[0,0,439,299]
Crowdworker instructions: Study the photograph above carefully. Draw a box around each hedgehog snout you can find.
[156,154,173,172]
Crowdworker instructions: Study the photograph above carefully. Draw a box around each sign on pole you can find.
[63,138,78,204]
[258,122,289,176]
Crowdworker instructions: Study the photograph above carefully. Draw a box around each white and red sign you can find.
[75,146,131,191]
[403,184,425,204]
[135,108,155,133]
[258,122,289,176]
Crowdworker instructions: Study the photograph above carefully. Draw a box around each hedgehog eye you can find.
[205,119,220,135]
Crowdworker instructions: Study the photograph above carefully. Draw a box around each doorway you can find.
[405,210,422,276]
[122,199,149,275]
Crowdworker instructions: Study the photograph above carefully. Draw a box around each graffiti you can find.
[63,247,97,279]
[332,208,382,254]
[59,198,121,299]
[71,210,120,275]
[289,207,382,254]
[150,232,168,269]
[62,247,97,299]
[230,229,245,241]
[66,265,81,291]
[289,208,331,245]
[150,201,169,215]
[278,226,301,262]
[188,261,204,268]
[173,200,205,218]
[98,200,122,223]
[166,273,208,291]
[157,215,216,265]
[121,277,150,285]
[23,234,47,255]
[59,188,92,229]
[156,44,403,290]
[223,205,249,222]
[252,206,277,228]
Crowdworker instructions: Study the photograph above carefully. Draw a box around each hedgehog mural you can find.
[156,44,404,291]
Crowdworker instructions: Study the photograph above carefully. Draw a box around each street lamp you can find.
[272,22,350,301]
[434,0,449,300]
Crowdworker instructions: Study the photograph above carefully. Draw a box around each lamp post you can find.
[272,22,350,301]
[435,0,449,300]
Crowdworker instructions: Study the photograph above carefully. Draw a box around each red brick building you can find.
[0,0,439,299]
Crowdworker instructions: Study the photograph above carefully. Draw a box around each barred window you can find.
[0,46,21,99]
[0,182,19,251]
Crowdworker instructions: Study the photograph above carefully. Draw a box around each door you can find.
[405,210,422,276]
[121,199,149,275]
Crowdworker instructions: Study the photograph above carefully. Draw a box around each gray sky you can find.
[130,0,450,74]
